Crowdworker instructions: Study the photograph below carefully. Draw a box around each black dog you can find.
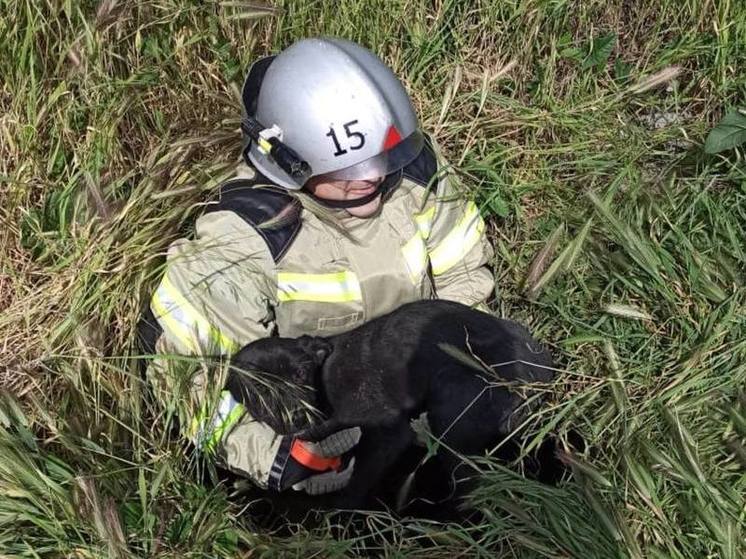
[228,299,555,510]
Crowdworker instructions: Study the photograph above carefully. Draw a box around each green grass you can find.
[1,0,745,556]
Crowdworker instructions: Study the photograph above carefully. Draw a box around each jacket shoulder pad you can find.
[203,178,302,262]
[402,135,439,192]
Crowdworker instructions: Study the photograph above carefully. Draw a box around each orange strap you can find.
[290,439,342,472]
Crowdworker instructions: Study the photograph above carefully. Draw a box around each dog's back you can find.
[319,300,553,445]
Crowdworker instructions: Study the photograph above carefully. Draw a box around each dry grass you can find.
[1,0,745,556]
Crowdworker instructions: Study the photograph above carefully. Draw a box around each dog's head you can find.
[227,336,333,432]
[232,335,331,386]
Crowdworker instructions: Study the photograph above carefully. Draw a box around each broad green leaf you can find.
[557,32,573,48]
[561,47,584,62]
[487,194,509,217]
[582,34,616,70]
[704,109,746,153]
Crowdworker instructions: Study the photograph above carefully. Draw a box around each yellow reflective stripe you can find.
[401,232,428,283]
[277,271,362,302]
[191,391,246,452]
[414,206,436,240]
[151,274,236,354]
[429,201,485,276]
[151,284,199,354]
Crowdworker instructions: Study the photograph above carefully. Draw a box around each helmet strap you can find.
[303,171,402,209]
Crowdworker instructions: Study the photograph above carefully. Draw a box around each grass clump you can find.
[1,0,745,556]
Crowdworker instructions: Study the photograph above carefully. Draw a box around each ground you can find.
[1,0,745,557]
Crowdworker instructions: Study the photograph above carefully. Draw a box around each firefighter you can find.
[140,37,495,495]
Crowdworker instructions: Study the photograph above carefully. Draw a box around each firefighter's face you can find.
[306,177,384,218]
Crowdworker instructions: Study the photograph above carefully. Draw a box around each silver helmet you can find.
[242,37,424,190]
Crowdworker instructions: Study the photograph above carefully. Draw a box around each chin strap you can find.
[303,170,403,209]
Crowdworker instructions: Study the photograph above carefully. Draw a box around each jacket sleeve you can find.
[422,162,495,307]
[145,209,285,487]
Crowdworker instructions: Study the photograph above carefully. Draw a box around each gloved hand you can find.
[267,426,361,494]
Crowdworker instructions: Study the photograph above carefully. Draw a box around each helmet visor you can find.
[317,130,425,182]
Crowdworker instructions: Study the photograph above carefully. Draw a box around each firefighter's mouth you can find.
[348,184,377,196]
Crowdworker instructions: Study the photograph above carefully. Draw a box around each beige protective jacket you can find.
[146,145,495,488]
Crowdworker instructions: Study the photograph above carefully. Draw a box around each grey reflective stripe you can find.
[268,436,292,491]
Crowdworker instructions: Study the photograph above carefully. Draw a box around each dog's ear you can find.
[298,335,333,365]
